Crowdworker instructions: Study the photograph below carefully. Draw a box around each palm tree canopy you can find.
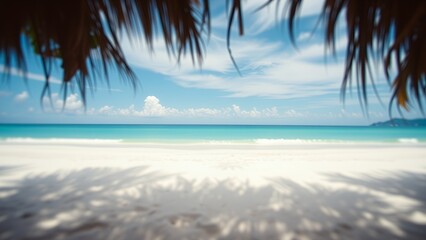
[1,0,425,111]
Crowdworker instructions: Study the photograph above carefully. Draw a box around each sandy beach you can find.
[0,142,425,240]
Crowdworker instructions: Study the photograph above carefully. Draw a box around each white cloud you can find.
[212,0,324,35]
[94,96,279,119]
[14,91,29,102]
[97,97,179,117]
[231,104,277,118]
[0,65,123,93]
[121,11,352,101]
[182,107,223,117]
[62,94,84,111]
[0,65,62,84]
[297,32,311,41]
[123,32,350,99]
[89,96,374,123]
[99,105,113,114]
[284,109,305,118]
[171,55,344,99]
[43,93,84,113]
[140,96,179,117]
[122,33,280,75]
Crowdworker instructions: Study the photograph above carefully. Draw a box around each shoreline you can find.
[1,137,425,147]
[0,142,425,239]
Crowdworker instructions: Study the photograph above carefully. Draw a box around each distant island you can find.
[371,118,426,127]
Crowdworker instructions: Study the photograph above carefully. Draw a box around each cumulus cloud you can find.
[30,94,369,122]
[141,96,179,117]
[231,104,278,118]
[182,107,222,118]
[43,93,84,112]
[94,96,279,119]
[284,109,305,118]
[99,105,113,114]
[14,91,29,102]
[89,96,368,123]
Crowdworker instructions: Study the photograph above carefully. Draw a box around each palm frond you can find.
[1,0,425,112]
[0,0,210,105]
[281,0,426,111]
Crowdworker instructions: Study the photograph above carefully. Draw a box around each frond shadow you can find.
[0,167,425,239]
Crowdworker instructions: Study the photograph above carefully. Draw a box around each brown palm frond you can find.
[0,0,210,106]
[1,0,425,112]
[226,0,244,76]
[281,0,426,112]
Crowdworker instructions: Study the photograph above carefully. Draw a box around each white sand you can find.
[0,142,425,240]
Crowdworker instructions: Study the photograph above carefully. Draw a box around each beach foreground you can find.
[0,142,425,240]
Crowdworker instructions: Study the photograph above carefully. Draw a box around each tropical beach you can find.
[0,125,425,239]
[1,0,426,239]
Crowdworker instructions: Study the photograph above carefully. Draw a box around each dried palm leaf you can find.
[275,0,426,112]
[1,0,425,113]
[0,0,210,106]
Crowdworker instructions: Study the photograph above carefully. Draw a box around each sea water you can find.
[0,124,425,144]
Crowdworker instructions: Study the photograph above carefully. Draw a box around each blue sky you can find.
[0,0,423,125]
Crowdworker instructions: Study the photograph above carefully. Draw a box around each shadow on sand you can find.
[0,166,425,240]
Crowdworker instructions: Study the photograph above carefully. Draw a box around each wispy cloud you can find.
[122,31,348,99]
[212,0,323,35]
[117,0,358,103]
[122,33,280,75]
[14,91,29,102]
[0,65,62,84]
[297,32,311,41]
[0,65,123,93]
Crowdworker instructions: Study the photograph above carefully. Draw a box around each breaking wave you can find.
[2,138,123,144]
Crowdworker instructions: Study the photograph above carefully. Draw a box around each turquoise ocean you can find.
[0,124,425,144]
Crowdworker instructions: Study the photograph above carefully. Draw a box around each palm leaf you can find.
[0,0,210,106]
[1,0,425,113]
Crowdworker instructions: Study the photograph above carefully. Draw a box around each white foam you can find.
[2,138,123,144]
[398,138,419,144]
[201,139,339,145]
[253,138,344,145]
[204,140,242,145]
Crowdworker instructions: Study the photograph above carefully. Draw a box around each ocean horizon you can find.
[1,123,425,144]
